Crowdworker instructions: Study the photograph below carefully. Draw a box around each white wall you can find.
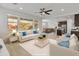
[0,8,39,39]
[0,13,8,39]
[67,15,74,33]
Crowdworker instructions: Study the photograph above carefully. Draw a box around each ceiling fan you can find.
[35,8,52,15]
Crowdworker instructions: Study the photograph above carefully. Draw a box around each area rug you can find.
[6,43,31,56]
[19,40,50,56]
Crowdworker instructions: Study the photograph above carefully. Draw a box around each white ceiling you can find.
[0,3,79,19]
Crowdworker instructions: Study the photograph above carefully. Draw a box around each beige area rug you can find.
[47,33,59,40]
[5,42,31,56]
[19,40,50,56]
[50,44,79,56]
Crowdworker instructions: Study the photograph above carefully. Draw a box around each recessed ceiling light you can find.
[7,14,11,15]
[61,9,64,11]
[19,7,23,10]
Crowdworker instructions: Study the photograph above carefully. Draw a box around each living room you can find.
[1,3,79,56]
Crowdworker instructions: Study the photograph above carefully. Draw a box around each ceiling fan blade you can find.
[40,8,43,10]
[43,8,45,10]
[45,9,52,12]
[45,12,50,15]
[40,8,45,11]
[39,11,43,13]
[34,11,42,13]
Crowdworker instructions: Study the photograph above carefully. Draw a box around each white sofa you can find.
[49,34,79,56]
[0,39,10,56]
[18,34,40,42]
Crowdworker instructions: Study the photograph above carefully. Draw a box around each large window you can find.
[19,18,33,30]
[8,16,18,32]
[8,15,39,33]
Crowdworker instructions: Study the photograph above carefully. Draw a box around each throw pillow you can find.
[58,37,70,48]
[19,31,27,36]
